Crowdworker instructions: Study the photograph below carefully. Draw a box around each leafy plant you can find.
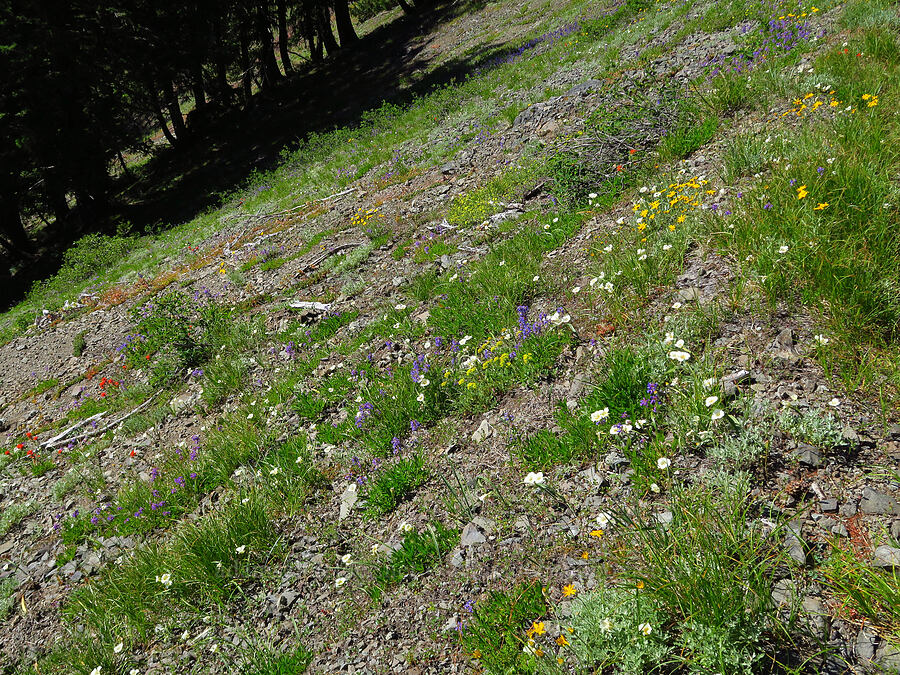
[368,522,457,600]
[364,454,429,519]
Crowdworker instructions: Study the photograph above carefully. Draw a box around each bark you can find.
[239,22,253,102]
[397,0,415,14]
[190,59,206,110]
[212,15,232,100]
[0,191,33,254]
[163,78,187,139]
[277,0,295,73]
[332,0,358,46]
[256,2,283,89]
[317,5,339,56]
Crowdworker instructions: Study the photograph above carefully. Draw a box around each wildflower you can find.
[702,377,716,388]
[671,302,682,310]
[533,275,540,282]
[599,618,612,633]
[341,553,353,564]
[400,522,413,533]
[656,457,671,470]
[394,304,407,311]
[114,642,124,654]
[829,398,840,407]
[370,543,380,554]
[596,512,611,528]
[663,332,675,344]
[335,577,347,588]
[235,545,246,554]
[638,622,653,636]
[590,529,604,538]
[523,471,545,486]
[90,668,102,675]
[796,185,808,199]
[563,584,578,597]
[417,393,425,403]
[668,350,691,362]
[662,244,672,250]
[590,408,609,423]
[269,467,279,476]
[704,395,719,407]
[636,580,645,590]
[529,621,546,636]
[814,202,828,210]
[813,334,829,345]
[572,286,581,294]
[650,483,661,493]
[156,573,173,587]
[556,635,570,646]
[711,409,725,421]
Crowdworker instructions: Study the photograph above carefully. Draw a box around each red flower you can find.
[129,449,136,457]
[16,443,23,449]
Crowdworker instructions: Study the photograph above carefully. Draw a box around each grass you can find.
[368,521,457,600]
[363,453,430,519]
[0,500,37,537]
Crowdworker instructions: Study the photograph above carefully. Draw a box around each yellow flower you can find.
[522,353,533,363]
[636,580,645,590]
[813,202,828,210]
[797,185,808,199]
[589,529,604,538]
[677,214,686,223]
[581,551,590,559]
[529,621,546,636]
[562,584,578,597]
[556,635,570,647]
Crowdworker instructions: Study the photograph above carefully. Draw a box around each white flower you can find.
[241,497,250,504]
[335,577,347,588]
[778,245,789,254]
[674,339,685,348]
[637,248,646,255]
[672,302,682,310]
[543,224,550,230]
[603,244,613,252]
[656,457,671,470]
[417,393,425,403]
[668,350,691,362]
[662,244,672,251]
[341,553,353,564]
[295,455,304,464]
[130,670,141,675]
[181,630,190,640]
[449,273,458,282]
[638,254,647,261]
[589,192,598,199]
[602,282,614,293]
[813,334,829,345]
[113,642,124,654]
[394,304,407,311]
[532,275,540,282]
[156,573,172,587]
[90,668,102,675]
[210,643,219,653]
[596,512,612,527]
[704,396,719,407]
[711,409,725,420]
[420,378,430,387]
[370,543,380,554]
[650,483,661,493]
[829,398,840,407]
[590,408,610,423]
[459,335,472,345]
[498,260,505,266]
[639,186,648,193]
[269,467,279,476]
[572,286,581,294]
[400,522,413,533]
[663,332,675,344]
[638,622,653,636]
[247,413,254,420]
[702,377,716,388]
[235,545,246,554]
[523,472,545,486]
[599,618,612,633]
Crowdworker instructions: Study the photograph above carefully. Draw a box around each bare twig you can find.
[298,242,365,275]
[43,390,163,448]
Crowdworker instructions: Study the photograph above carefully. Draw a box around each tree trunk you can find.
[397,0,415,14]
[117,150,133,179]
[163,78,188,139]
[317,5,339,55]
[0,191,33,255]
[302,6,323,62]
[332,0,358,46]
[277,0,294,74]
[212,15,232,101]
[239,22,254,103]
[256,2,283,89]
[191,60,206,110]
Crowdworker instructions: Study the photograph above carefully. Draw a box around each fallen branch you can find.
[43,390,163,448]
[40,412,107,448]
[298,242,365,275]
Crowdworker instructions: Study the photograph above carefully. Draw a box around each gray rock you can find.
[856,629,877,661]
[449,549,465,568]
[793,443,822,468]
[831,523,849,538]
[338,484,358,521]
[460,523,486,547]
[772,578,796,607]
[819,498,838,513]
[471,419,492,444]
[876,640,900,672]
[873,545,900,568]
[799,596,830,639]
[471,516,496,536]
[565,79,603,97]
[784,521,807,566]
[860,487,900,516]
[839,501,858,518]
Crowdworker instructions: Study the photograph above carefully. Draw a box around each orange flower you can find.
[562,584,578,597]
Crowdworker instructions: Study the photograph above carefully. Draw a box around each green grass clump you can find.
[364,454,429,519]
[368,521,457,600]
[0,500,36,537]
[72,330,88,357]
[460,581,547,674]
